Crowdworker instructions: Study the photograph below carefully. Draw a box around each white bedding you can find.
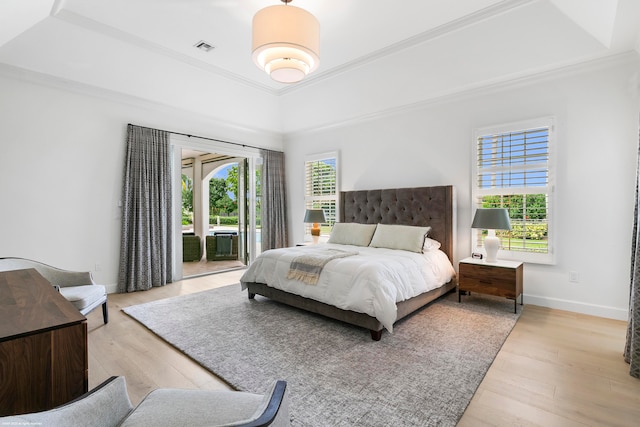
[240,243,455,332]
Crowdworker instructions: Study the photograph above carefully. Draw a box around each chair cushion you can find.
[59,285,106,310]
[119,388,269,427]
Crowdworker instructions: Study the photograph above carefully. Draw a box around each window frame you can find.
[304,151,339,237]
[472,117,556,265]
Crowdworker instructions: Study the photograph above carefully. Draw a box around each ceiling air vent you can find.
[194,40,215,52]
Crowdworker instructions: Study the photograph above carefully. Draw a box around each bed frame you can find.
[246,185,457,341]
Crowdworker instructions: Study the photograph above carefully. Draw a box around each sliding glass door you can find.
[171,135,262,280]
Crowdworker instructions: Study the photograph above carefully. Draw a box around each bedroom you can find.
[0,0,639,425]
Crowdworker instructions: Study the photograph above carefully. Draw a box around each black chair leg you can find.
[102,301,109,324]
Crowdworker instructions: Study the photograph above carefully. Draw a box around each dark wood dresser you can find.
[458,257,524,313]
[0,268,88,416]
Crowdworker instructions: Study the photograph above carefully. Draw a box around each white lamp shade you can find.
[252,4,320,83]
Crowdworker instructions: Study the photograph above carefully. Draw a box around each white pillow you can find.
[423,237,441,251]
[327,223,378,247]
[369,224,431,253]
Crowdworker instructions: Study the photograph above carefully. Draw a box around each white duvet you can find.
[240,243,455,332]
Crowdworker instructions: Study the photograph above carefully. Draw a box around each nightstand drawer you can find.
[459,262,522,299]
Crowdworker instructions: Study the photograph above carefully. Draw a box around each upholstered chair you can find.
[0,257,108,323]
[0,376,290,427]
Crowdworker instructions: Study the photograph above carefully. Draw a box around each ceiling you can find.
[181,149,233,163]
[0,0,639,133]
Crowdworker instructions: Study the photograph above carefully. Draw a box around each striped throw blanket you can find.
[287,248,358,285]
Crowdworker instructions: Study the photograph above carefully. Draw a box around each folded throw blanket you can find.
[287,248,358,285]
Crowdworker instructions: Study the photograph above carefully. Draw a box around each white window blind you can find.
[477,128,549,190]
[304,153,338,235]
[473,118,554,264]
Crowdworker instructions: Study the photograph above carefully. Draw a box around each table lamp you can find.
[471,208,511,263]
[304,209,326,244]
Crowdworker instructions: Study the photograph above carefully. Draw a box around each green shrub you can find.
[182,212,193,225]
[210,215,239,226]
[506,222,547,240]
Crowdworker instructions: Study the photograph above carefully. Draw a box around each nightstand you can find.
[458,257,523,313]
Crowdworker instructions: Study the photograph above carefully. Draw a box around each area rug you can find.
[123,285,520,426]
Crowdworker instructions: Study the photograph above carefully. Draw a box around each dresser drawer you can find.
[459,262,522,299]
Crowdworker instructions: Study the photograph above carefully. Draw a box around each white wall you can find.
[284,54,640,320]
[0,73,282,291]
[1,50,638,321]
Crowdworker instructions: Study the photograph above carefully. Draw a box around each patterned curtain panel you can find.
[118,124,173,292]
[260,149,288,250]
[625,123,640,378]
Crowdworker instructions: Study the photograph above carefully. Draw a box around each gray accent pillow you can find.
[369,224,431,253]
[327,223,377,247]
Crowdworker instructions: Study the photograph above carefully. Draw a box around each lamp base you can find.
[484,232,499,263]
[310,224,320,244]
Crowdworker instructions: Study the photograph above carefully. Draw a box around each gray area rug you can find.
[124,285,520,426]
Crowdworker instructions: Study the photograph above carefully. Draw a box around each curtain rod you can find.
[127,123,280,153]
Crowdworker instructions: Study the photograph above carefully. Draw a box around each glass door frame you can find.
[170,134,261,281]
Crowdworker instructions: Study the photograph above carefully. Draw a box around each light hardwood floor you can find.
[181,259,245,278]
[86,272,640,426]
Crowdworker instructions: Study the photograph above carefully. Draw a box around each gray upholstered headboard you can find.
[339,186,455,262]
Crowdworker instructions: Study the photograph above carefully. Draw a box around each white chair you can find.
[1,376,290,427]
[0,257,108,323]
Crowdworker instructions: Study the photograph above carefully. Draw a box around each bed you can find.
[241,185,457,340]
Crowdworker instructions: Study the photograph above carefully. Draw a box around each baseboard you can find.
[524,294,629,321]
[105,283,118,294]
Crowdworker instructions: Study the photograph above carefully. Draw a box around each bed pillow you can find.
[369,224,431,253]
[327,223,378,247]
[423,237,441,251]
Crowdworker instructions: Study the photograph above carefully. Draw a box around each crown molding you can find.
[278,0,538,96]
[49,0,538,98]
[0,62,282,144]
[285,50,640,136]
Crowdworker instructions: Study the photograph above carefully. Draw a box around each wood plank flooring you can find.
[181,259,245,278]
[86,272,640,425]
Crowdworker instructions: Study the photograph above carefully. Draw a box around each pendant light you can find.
[252,0,320,84]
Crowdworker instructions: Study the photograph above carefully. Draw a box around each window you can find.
[472,118,555,264]
[304,152,338,236]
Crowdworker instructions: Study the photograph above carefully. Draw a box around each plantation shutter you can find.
[304,157,337,231]
[473,119,554,263]
[476,127,549,193]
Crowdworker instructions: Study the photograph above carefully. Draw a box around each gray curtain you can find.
[625,121,640,378]
[118,124,172,292]
[260,149,288,250]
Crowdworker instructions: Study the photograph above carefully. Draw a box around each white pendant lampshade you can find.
[252,1,320,84]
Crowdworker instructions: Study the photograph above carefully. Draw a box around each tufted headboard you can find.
[339,185,455,262]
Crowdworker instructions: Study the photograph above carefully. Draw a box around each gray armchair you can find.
[1,376,290,427]
[0,257,108,323]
